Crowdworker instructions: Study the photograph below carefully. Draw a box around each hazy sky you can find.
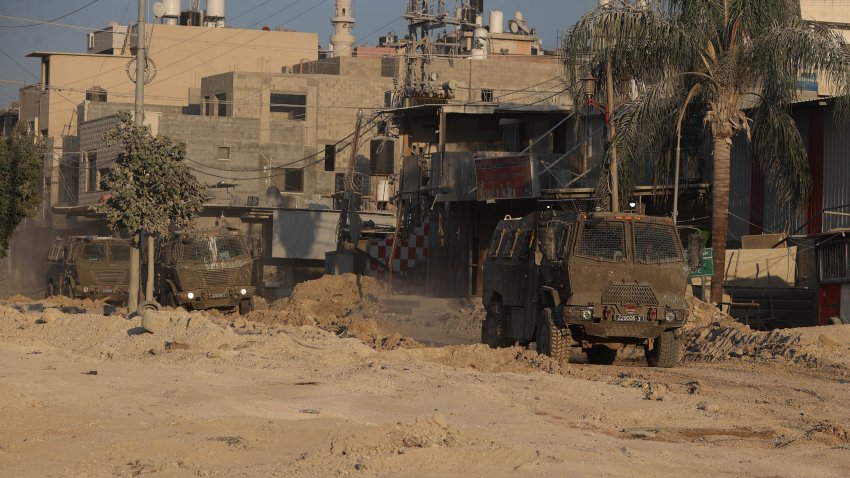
[0,0,598,108]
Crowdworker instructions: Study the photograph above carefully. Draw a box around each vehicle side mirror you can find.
[687,233,704,268]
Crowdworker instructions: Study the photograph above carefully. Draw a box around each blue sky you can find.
[0,0,598,108]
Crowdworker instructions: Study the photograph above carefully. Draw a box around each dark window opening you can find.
[204,96,214,116]
[87,152,98,192]
[86,87,107,102]
[284,168,304,192]
[216,93,228,117]
[270,93,307,120]
[481,88,494,103]
[324,144,336,171]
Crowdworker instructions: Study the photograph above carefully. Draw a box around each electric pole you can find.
[129,0,146,312]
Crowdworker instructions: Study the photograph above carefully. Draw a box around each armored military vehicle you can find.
[156,228,256,314]
[482,208,701,367]
[45,236,132,303]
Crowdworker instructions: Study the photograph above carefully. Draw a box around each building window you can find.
[218,146,231,160]
[270,93,307,121]
[481,89,494,103]
[86,87,107,102]
[87,152,98,192]
[204,96,214,116]
[324,144,336,171]
[216,93,228,117]
[283,168,304,192]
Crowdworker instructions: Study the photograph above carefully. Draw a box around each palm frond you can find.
[749,98,811,205]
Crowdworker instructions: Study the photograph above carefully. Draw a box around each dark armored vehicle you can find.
[482,209,700,367]
[156,228,256,314]
[45,236,132,303]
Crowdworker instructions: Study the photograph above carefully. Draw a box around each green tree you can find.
[562,0,850,303]
[0,122,44,257]
[98,111,206,310]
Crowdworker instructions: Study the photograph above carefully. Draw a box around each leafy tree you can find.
[98,111,205,310]
[0,122,44,257]
[562,0,850,303]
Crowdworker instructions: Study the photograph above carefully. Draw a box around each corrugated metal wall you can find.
[761,112,809,235]
[822,110,850,231]
[728,133,752,242]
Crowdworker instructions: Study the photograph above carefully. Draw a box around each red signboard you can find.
[474,155,537,201]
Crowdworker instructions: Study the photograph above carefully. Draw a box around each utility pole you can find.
[129,0,146,312]
[605,52,619,213]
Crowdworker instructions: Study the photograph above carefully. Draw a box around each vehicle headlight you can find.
[664,310,685,322]
[564,305,594,321]
[82,286,89,293]
[240,288,248,295]
[187,292,195,300]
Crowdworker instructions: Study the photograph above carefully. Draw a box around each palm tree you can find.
[562,0,850,303]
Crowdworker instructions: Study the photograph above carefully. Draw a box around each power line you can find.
[0,0,101,28]
[0,47,38,80]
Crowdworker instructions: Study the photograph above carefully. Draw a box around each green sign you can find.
[689,248,714,278]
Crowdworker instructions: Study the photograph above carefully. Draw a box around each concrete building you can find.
[19,23,318,212]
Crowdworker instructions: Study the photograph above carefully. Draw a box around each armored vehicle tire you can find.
[482,302,512,348]
[536,308,570,361]
[828,316,847,326]
[239,298,253,315]
[645,331,683,368]
[585,346,617,365]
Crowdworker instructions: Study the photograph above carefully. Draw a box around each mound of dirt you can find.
[245,274,421,350]
[290,415,471,474]
[682,298,850,371]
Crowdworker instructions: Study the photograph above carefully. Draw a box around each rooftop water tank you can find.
[489,10,504,34]
[206,0,225,18]
[163,0,180,17]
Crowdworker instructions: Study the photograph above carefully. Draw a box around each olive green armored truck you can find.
[482,209,701,367]
[156,228,257,314]
[45,236,132,304]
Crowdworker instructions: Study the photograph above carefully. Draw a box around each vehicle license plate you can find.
[614,314,644,322]
[210,293,227,299]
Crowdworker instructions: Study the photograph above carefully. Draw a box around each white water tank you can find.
[206,0,225,18]
[471,27,489,59]
[163,0,181,17]
[489,10,504,34]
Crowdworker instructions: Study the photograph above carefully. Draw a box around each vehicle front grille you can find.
[601,283,659,306]
[200,269,238,288]
[93,270,127,287]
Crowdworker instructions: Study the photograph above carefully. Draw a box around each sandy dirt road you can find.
[1,277,850,477]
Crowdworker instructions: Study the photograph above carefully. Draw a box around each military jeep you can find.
[45,236,132,303]
[156,228,257,314]
[482,209,700,367]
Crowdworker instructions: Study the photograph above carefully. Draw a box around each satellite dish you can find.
[509,20,520,34]
[429,72,439,82]
[265,185,282,207]
[153,2,166,18]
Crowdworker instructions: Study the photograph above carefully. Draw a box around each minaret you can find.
[330,0,356,57]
